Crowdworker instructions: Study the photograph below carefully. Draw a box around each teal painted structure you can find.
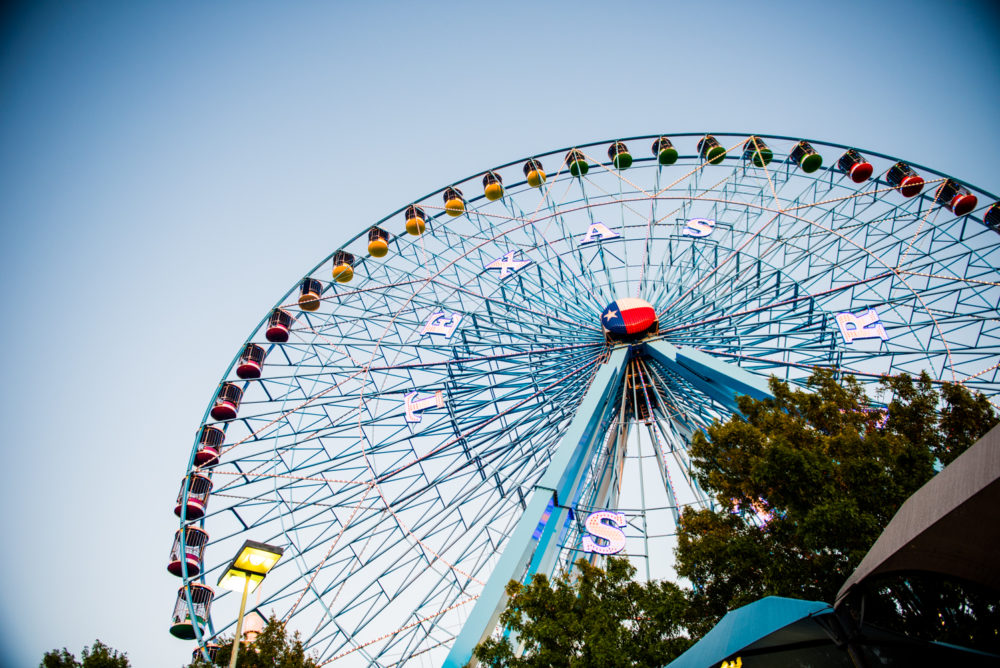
[666,597,832,668]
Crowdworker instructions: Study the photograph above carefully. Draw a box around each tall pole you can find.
[228,577,251,668]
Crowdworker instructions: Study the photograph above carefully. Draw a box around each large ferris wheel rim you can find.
[177,130,1000,663]
[189,128,1000,458]
[203,130,999,413]
[233,131,997,346]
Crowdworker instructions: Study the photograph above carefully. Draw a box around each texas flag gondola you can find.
[601,298,658,341]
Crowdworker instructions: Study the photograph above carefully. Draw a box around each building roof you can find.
[666,596,832,668]
[836,422,1000,602]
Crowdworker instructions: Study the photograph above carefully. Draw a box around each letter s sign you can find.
[682,218,716,238]
[581,511,627,555]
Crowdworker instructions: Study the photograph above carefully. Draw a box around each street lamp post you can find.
[217,540,284,668]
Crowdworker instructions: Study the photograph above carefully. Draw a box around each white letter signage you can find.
[581,510,627,555]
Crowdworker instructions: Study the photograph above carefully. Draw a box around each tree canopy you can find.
[188,614,318,668]
[676,371,997,636]
[475,370,997,660]
[41,640,130,668]
[474,556,691,667]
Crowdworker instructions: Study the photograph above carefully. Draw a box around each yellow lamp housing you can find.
[217,540,284,593]
[218,569,265,593]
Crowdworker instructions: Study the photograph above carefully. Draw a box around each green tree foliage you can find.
[473,557,691,667]
[40,641,130,668]
[676,370,997,637]
[189,614,318,668]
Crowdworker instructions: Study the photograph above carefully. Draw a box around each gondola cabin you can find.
[482,172,504,201]
[174,473,213,520]
[608,142,632,169]
[935,179,978,216]
[194,425,225,467]
[523,159,546,187]
[298,278,323,311]
[331,250,355,283]
[236,343,266,379]
[697,135,726,165]
[742,136,773,167]
[790,140,823,173]
[837,149,874,183]
[405,205,426,236]
[566,150,589,177]
[169,584,215,640]
[265,309,294,343]
[192,644,221,663]
[368,226,390,257]
[443,187,465,216]
[651,136,678,165]
[986,203,1000,232]
[210,383,243,421]
[167,526,209,577]
[887,162,924,197]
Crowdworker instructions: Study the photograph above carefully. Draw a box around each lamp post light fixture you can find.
[217,540,283,668]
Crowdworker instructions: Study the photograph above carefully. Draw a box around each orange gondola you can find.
[523,159,546,187]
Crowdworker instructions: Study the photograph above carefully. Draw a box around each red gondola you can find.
[985,203,1000,232]
[934,179,978,217]
[194,425,225,467]
[837,149,874,183]
[210,382,243,421]
[167,526,209,577]
[174,473,212,520]
[887,161,924,198]
[265,308,294,343]
[236,343,266,379]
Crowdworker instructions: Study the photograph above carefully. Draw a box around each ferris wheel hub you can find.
[601,297,659,341]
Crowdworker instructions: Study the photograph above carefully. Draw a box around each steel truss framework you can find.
[173,133,1000,667]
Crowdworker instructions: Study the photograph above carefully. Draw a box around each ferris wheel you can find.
[166,133,1000,666]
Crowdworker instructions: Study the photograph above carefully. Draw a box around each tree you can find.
[676,370,997,638]
[40,641,130,668]
[189,614,319,667]
[473,557,691,667]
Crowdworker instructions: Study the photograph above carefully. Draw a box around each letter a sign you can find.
[579,222,621,245]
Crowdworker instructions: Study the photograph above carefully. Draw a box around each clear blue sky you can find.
[1,1,997,666]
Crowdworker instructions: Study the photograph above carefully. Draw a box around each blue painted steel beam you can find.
[643,340,774,410]
[443,346,629,668]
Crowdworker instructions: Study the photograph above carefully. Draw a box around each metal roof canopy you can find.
[837,422,1000,602]
[666,597,834,668]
